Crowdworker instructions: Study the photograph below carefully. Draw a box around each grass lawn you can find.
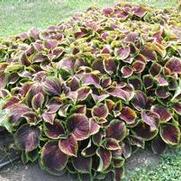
[0,0,181,180]
[125,148,181,181]
[0,0,177,38]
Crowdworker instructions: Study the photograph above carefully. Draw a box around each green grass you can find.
[0,0,118,38]
[0,0,181,180]
[0,0,177,38]
[125,148,181,181]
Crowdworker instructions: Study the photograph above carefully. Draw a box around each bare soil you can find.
[0,150,160,181]
[0,133,160,181]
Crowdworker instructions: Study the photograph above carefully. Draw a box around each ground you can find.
[0,0,181,180]
[0,146,181,181]
[0,149,159,181]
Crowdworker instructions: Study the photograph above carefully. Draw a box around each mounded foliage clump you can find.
[0,2,181,180]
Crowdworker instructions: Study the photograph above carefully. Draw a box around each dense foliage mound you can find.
[0,2,181,180]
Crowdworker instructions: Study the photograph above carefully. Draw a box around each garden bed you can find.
[0,1,181,181]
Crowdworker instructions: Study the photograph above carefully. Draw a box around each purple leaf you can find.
[106,120,127,141]
[96,147,112,172]
[153,30,163,43]
[44,119,65,139]
[119,106,137,125]
[72,155,92,173]
[68,114,90,141]
[46,97,62,113]
[89,118,100,136]
[155,86,170,99]
[149,63,162,76]
[92,59,106,74]
[32,41,44,51]
[107,84,134,102]
[103,7,114,16]
[73,105,86,114]
[20,53,31,66]
[67,77,80,91]
[160,123,180,145]
[80,73,100,88]
[44,39,58,50]
[128,77,142,90]
[29,28,40,40]
[117,46,130,60]
[101,77,112,88]
[8,103,32,125]
[112,157,125,168]
[43,77,62,96]
[173,102,181,115]
[91,93,109,103]
[112,100,122,117]
[42,111,56,124]
[23,111,39,124]
[92,130,105,146]
[155,74,168,86]
[116,10,128,20]
[113,167,124,181]
[3,96,20,109]
[151,136,166,154]
[125,32,139,42]
[151,105,172,123]
[103,58,117,75]
[132,60,145,73]
[133,122,158,141]
[77,86,91,101]
[57,57,75,71]
[92,103,108,119]
[141,46,157,61]
[0,72,6,90]
[59,135,78,157]
[132,5,147,18]
[105,138,121,151]
[14,124,40,152]
[132,91,147,110]
[101,45,112,54]
[143,75,154,89]
[31,93,44,110]
[141,111,159,131]
[129,135,145,149]
[112,148,123,159]
[81,140,97,157]
[52,47,64,59]
[165,57,181,74]
[41,141,68,173]
[122,140,132,159]
[121,66,133,78]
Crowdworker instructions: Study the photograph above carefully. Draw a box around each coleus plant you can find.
[0,2,181,181]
